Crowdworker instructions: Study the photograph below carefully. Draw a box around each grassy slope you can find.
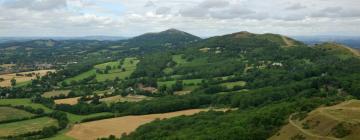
[0,107,35,121]
[0,99,53,113]
[64,57,139,83]
[0,99,113,124]
[0,117,58,137]
[157,79,203,87]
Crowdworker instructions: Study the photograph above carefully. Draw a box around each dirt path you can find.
[288,114,339,140]
[281,35,294,47]
[66,109,226,140]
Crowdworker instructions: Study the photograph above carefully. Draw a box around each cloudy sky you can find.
[0,0,359,37]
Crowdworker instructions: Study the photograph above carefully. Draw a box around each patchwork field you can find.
[54,97,80,105]
[157,79,203,87]
[0,69,55,87]
[66,109,211,140]
[0,99,109,124]
[100,95,151,104]
[0,107,35,122]
[220,81,246,88]
[42,90,71,98]
[64,57,139,83]
[270,100,360,140]
[0,99,53,113]
[0,117,58,137]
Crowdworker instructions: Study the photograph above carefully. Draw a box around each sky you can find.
[0,0,359,37]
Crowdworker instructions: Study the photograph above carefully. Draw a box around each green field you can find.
[173,54,188,66]
[64,57,139,83]
[67,112,113,123]
[0,107,35,122]
[220,81,246,88]
[42,90,71,98]
[0,117,58,137]
[0,99,53,113]
[0,99,111,124]
[158,79,203,87]
[44,134,76,140]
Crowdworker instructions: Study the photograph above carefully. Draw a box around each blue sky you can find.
[0,0,359,37]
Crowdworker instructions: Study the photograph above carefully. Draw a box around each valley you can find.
[0,29,359,140]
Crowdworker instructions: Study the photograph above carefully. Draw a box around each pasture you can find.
[42,90,71,98]
[0,69,55,87]
[220,81,246,88]
[0,107,35,122]
[0,117,58,137]
[0,99,53,113]
[54,97,80,105]
[64,57,139,83]
[157,79,203,87]
[100,95,151,104]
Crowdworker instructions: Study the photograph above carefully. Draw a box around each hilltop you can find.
[315,42,360,57]
[123,28,201,48]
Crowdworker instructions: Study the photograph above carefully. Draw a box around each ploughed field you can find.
[66,109,222,140]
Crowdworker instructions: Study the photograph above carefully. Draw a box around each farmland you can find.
[0,99,53,113]
[42,90,71,98]
[54,97,80,105]
[66,109,211,140]
[100,95,151,104]
[0,107,35,122]
[64,57,139,83]
[0,69,55,87]
[0,117,58,137]
[220,81,246,89]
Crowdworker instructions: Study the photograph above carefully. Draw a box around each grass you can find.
[0,99,109,124]
[220,81,246,88]
[0,69,55,87]
[63,57,139,83]
[173,54,188,66]
[157,79,203,87]
[44,134,76,140]
[0,99,53,113]
[100,95,151,104]
[0,107,35,122]
[0,117,58,137]
[66,112,114,124]
[42,90,71,98]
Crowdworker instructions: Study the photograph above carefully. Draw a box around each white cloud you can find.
[0,0,359,37]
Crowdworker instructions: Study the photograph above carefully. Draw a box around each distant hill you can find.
[315,42,360,57]
[191,31,304,51]
[122,29,201,48]
[0,36,128,43]
[293,36,360,49]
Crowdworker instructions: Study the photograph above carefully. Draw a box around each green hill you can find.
[315,42,360,58]
[124,28,201,48]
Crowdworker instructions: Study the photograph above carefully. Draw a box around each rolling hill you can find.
[122,28,201,48]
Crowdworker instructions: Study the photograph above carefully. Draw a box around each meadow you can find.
[0,69,55,87]
[0,107,35,122]
[0,117,58,137]
[64,57,139,83]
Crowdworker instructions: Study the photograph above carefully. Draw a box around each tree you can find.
[41,126,57,137]
[172,80,183,91]
[10,78,16,87]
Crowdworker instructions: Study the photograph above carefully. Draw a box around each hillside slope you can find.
[123,29,201,48]
[315,42,360,57]
[270,100,360,140]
